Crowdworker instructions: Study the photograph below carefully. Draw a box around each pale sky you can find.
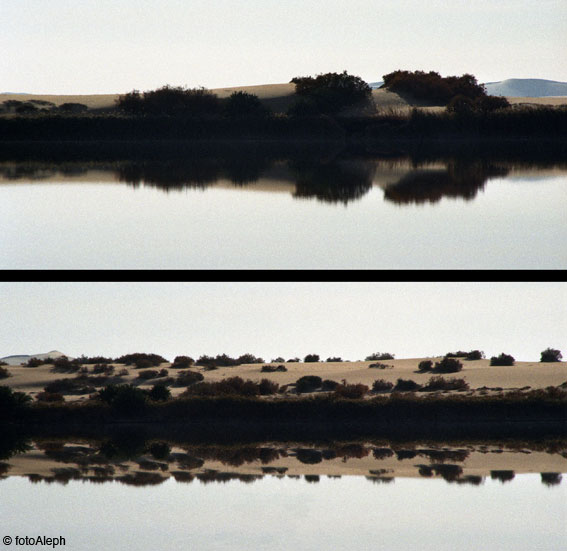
[0,282,564,362]
[2,1,566,94]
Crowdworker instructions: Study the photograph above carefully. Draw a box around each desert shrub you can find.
[321,379,340,391]
[369,362,391,369]
[183,377,260,397]
[195,353,264,369]
[36,391,65,402]
[0,367,10,379]
[98,384,148,414]
[304,354,320,363]
[372,379,394,392]
[59,103,88,113]
[540,472,562,486]
[175,371,204,386]
[171,356,194,368]
[475,95,510,112]
[148,383,171,402]
[295,375,323,393]
[490,470,515,483]
[447,95,475,115]
[271,357,286,363]
[465,350,484,360]
[422,376,469,391]
[287,358,300,363]
[0,361,8,366]
[490,353,515,366]
[434,357,463,373]
[137,370,160,380]
[116,85,220,116]
[158,368,169,377]
[117,368,129,377]
[444,351,470,358]
[383,70,485,105]
[394,379,422,392]
[52,356,81,371]
[295,449,323,464]
[92,364,115,375]
[259,379,279,395]
[291,71,372,115]
[148,442,171,460]
[287,97,321,117]
[540,348,562,363]
[334,383,369,399]
[224,91,267,118]
[236,353,265,365]
[365,352,395,361]
[25,357,43,367]
[418,360,433,372]
[115,353,167,367]
[326,357,343,362]
[76,355,113,365]
[0,385,32,417]
[261,364,287,373]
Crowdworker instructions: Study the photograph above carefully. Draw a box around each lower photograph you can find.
[1,281,565,551]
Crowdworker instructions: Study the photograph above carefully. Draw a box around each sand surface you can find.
[3,358,566,402]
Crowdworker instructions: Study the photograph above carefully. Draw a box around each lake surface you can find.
[1,152,566,269]
[2,437,565,550]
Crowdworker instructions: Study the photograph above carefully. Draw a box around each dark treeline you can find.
[5,388,566,439]
[1,106,566,142]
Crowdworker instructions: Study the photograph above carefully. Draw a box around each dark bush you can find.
[171,356,194,368]
[148,384,171,402]
[36,391,65,402]
[52,356,81,372]
[261,365,287,373]
[444,351,470,358]
[372,379,394,392]
[92,364,115,375]
[291,71,372,115]
[137,370,160,380]
[259,379,279,395]
[224,91,267,118]
[98,384,148,414]
[0,385,32,417]
[295,375,323,393]
[422,376,469,391]
[59,103,88,113]
[0,361,7,366]
[175,371,204,386]
[418,360,433,372]
[183,377,260,397]
[540,472,562,486]
[271,357,285,363]
[465,350,484,361]
[25,357,43,367]
[447,95,475,115]
[394,379,423,392]
[287,97,321,117]
[0,367,10,379]
[369,362,391,369]
[490,353,515,366]
[434,357,463,373]
[148,442,171,460]
[326,357,343,362]
[158,369,169,378]
[304,354,320,363]
[116,85,220,117]
[44,379,88,394]
[321,379,340,391]
[287,358,300,363]
[115,353,167,367]
[540,348,562,363]
[475,95,510,112]
[490,470,515,483]
[334,383,369,399]
[365,352,395,361]
[76,355,113,365]
[295,449,323,464]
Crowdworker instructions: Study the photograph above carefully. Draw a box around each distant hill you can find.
[368,81,384,89]
[484,79,567,97]
[1,350,69,366]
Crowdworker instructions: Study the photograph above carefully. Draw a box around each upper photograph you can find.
[1,1,565,269]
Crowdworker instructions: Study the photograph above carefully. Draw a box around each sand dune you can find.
[3,358,566,402]
[2,82,565,114]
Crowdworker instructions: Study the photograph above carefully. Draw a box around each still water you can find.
[1,154,565,269]
[1,438,566,550]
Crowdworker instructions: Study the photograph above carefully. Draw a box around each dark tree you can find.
[540,348,562,363]
[304,354,320,363]
[490,353,515,367]
[224,91,267,118]
[290,71,373,114]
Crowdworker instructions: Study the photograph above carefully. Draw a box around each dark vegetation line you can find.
[1,70,566,142]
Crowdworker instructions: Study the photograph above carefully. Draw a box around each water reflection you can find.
[1,152,565,206]
[1,435,564,488]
